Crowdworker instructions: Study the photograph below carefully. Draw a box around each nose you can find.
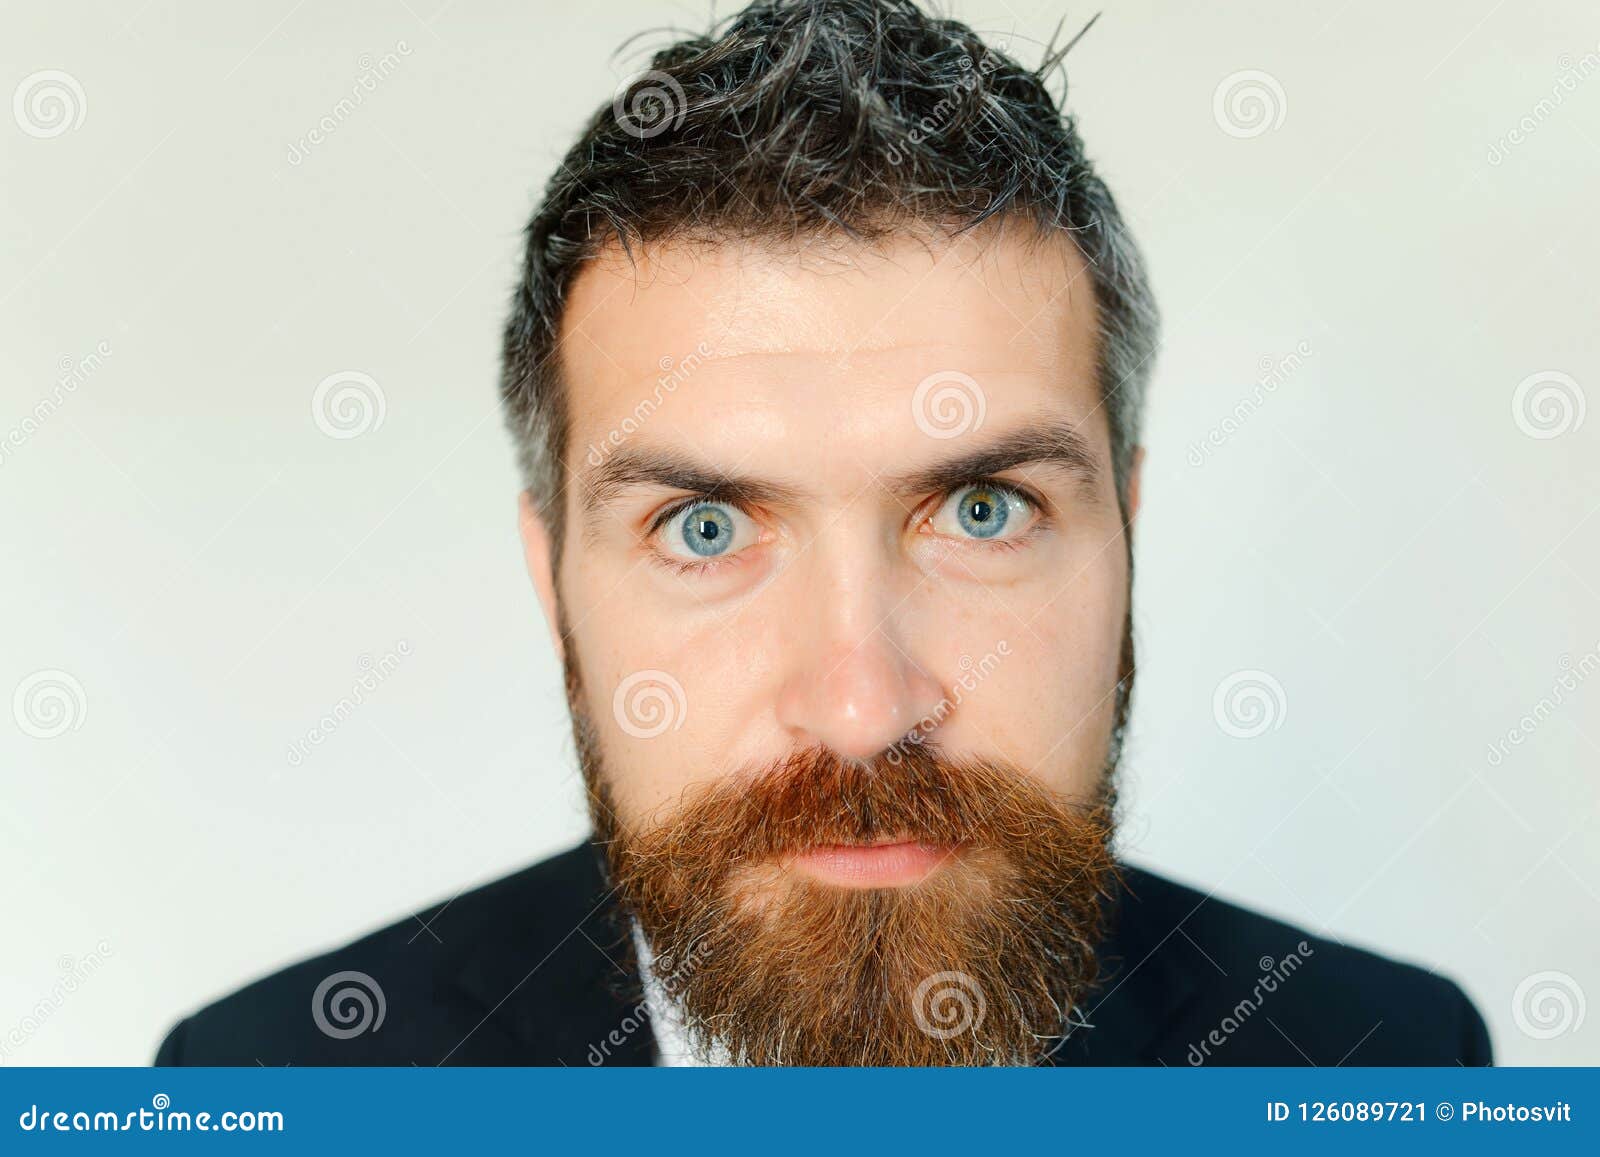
[773,573,947,762]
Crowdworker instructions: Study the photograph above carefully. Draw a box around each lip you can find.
[785,839,958,888]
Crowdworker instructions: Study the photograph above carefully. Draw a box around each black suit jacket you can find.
[154,842,1492,1066]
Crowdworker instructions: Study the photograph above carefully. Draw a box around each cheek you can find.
[928,552,1128,796]
[1025,566,1129,790]
[564,556,775,824]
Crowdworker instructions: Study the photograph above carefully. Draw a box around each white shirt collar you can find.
[631,922,730,1066]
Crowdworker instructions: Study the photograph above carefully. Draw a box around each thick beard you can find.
[559,605,1135,1067]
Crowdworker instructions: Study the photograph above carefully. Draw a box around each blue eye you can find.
[652,498,759,570]
[957,486,1008,538]
[680,504,736,557]
[930,483,1033,542]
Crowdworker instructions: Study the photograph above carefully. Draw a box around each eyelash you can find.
[928,479,1049,551]
[645,497,747,578]
[646,477,1049,576]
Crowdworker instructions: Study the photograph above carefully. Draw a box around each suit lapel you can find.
[1050,865,1199,1065]
[448,843,655,1066]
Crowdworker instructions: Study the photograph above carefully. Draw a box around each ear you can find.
[517,490,565,665]
[1124,446,1145,526]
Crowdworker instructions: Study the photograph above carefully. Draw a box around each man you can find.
[156,0,1490,1067]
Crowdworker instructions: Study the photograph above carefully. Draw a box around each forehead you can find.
[557,224,1105,473]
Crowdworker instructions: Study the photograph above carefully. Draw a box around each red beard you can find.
[592,742,1119,1066]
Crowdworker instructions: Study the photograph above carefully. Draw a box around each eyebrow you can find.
[577,417,1101,520]
[580,446,810,520]
[884,419,1100,497]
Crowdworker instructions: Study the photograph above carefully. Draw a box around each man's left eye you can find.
[928,483,1034,542]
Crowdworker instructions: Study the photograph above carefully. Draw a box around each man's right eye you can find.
[653,500,760,565]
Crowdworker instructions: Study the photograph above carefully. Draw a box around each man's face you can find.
[520,224,1139,1063]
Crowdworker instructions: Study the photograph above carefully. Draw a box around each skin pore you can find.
[518,221,1143,892]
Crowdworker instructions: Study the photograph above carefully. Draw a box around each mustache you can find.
[608,741,1113,863]
[602,739,1121,1066]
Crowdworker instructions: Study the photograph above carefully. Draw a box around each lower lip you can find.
[786,841,957,888]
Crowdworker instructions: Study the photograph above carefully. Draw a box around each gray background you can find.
[3,0,1596,1065]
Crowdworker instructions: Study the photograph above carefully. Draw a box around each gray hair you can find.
[500,0,1160,551]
